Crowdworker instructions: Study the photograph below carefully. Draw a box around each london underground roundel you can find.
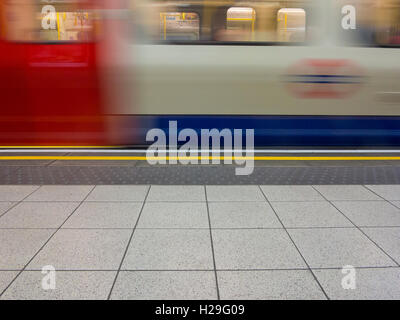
[286,59,365,99]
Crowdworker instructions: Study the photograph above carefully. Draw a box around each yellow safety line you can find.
[0,146,116,149]
[2,156,400,161]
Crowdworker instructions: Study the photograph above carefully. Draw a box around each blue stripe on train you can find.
[287,74,363,84]
[127,115,400,147]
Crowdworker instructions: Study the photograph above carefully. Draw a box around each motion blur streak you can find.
[1,0,400,147]
[0,0,104,146]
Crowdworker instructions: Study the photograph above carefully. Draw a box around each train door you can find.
[0,1,32,145]
[0,0,106,146]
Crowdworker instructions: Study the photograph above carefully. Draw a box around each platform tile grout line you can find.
[1,199,398,202]
[3,225,400,231]
[2,266,400,272]
[106,185,151,300]
[1,199,399,203]
[363,185,400,210]
[0,226,353,230]
[391,202,400,210]
[0,185,97,298]
[45,153,69,167]
[0,185,42,220]
[311,185,400,267]
[258,185,330,300]
[204,185,221,300]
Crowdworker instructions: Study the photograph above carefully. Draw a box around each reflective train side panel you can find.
[123,0,400,146]
[0,0,110,146]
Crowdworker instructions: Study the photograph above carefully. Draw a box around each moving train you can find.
[0,0,400,147]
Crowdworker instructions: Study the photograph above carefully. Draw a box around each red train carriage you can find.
[0,0,111,146]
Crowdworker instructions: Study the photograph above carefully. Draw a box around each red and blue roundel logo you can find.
[286,59,365,99]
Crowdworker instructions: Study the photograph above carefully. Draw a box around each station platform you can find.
[1,150,400,300]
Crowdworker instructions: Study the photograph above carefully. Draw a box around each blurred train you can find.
[1,0,400,147]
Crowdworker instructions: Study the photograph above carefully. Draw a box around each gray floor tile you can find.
[63,202,142,229]
[313,185,381,201]
[333,201,400,227]
[27,229,131,270]
[212,229,306,269]
[0,202,79,228]
[206,186,265,202]
[110,271,217,300]
[392,201,400,209]
[361,227,400,264]
[272,202,352,228]
[1,271,116,300]
[0,186,40,201]
[260,186,324,201]
[365,185,400,200]
[25,186,94,202]
[147,185,205,202]
[288,228,396,268]
[0,272,18,294]
[138,202,208,228]
[0,202,15,216]
[122,229,213,270]
[86,185,149,202]
[209,202,282,228]
[0,229,54,269]
[313,267,400,300]
[218,270,326,300]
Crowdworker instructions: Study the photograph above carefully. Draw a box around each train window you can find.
[133,0,315,44]
[226,7,256,41]
[4,0,100,42]
[217,6,307,43]
[368,0,400,47]
[277,8,306,42]
[334,0,400,47]
[159,12,200,40]
[41,11,97,42]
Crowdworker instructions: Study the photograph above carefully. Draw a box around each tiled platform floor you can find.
[0,184,400,300]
